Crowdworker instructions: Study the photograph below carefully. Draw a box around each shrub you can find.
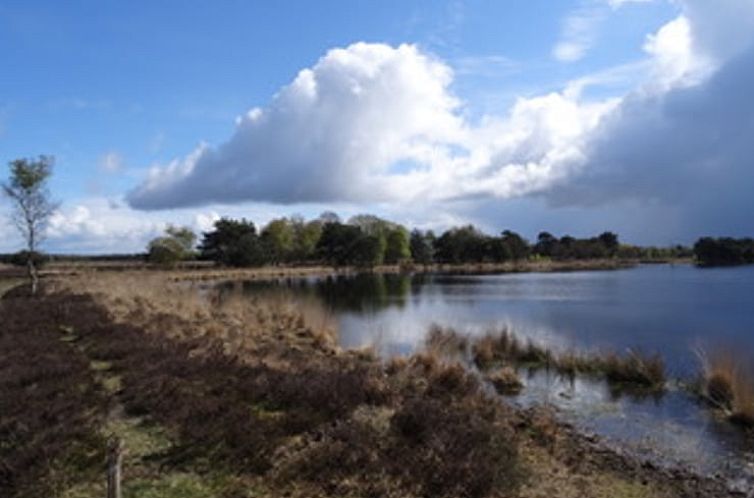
[0,293,107,497]
[390,397,522,498]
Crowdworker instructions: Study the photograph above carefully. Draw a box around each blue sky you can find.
[2,0,753,253]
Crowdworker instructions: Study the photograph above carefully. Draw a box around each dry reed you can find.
[696,347,754,427]
[429,326,666,390]
[57,272,339,362]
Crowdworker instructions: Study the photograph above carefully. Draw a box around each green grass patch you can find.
[0,278,23,297]
[90,360,113,371]
[123,473,246,498]
[103,418,172,460]
[100,374,122,394]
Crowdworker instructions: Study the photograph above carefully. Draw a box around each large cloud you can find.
[544,0,754,238]
[548,43,754,237]
[127,42,608,210]
[129,43,464,208]
[127,1,754,243]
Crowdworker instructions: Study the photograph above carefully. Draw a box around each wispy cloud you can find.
[552,3,608,62]
[564,59,650,98]
[606,0,655,9]
[452,55,520,78]
[424,0,467,52]
[98,151,124,174]
[553,0,657,63]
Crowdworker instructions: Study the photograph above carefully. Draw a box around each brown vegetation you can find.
[0,288,107,498]
[0,273,735,498]
[486,367,524,395]
[55,273,339,365]
[2,282,525,498]
[696,348,754,427]
[426,325,667,391]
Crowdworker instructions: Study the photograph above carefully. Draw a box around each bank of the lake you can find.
[163,257,642,282]
[229,263,754,488]
[0,271,742,498]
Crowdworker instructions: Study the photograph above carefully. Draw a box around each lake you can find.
[227,264,754,480]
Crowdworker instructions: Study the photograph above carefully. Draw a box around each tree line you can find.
[693,237,754,266]
[143,212,693,268]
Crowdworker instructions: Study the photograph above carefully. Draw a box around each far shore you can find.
[166,258,644,282]
[0,257,697,284]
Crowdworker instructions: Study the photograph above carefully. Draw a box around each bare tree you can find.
[2,156,58,295]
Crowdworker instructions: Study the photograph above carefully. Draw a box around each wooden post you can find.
[106,438,123,498]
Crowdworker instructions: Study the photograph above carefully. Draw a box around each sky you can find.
[1,0,753,253]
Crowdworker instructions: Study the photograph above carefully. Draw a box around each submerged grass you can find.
[427,325,666,391]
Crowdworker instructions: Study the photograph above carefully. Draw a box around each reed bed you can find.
[426,325,666,391]
[57,272,339,363]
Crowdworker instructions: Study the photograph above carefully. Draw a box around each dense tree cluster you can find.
[615,244,693,261]
[185,212,662,268]
[532,231,621,260]
[693,237,754,266]
[198,218,266,267]
[193,214,411,268]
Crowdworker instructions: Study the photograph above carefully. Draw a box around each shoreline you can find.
[30,257,646,281]
[2,275,741,497]
[1,258,699,288]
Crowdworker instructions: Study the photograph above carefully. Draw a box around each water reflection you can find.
[225,265,754,481]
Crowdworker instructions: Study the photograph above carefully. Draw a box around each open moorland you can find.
[1,269,747,498]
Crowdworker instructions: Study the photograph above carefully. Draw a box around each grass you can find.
[601,350,666,389]
[485,366,524,395]
[696,348,754,427]
[519,444,673,498]
[424,323,469,357]
[0,277,24,297]
[57,272,340,365]
[9,283,524,498]
[427,325,666,391]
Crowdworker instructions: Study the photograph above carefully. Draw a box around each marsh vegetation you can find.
[1,267,751,498]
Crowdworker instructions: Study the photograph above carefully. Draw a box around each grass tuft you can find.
[696,348,754,427]
[431,326,666,391]
[486,367,524,395]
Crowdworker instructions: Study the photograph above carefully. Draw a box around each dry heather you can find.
[2,287,526,498]
[1,279,731,498]
[57,272,339,363]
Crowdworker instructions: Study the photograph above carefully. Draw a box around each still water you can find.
[231,264,754,480]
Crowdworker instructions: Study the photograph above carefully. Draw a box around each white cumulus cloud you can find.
[128,42,611,210]
[123,0,754,245]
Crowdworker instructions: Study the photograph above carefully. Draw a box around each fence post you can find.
[106,437,123,498]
